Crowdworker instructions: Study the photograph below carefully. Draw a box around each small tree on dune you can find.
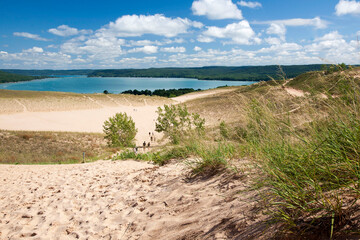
[103,112,137,147]
[155,104,205,144]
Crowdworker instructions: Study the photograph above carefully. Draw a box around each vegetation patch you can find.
[0,130,114,164]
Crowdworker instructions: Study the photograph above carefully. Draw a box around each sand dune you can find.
[0,89,233,145]
[0,92,174,146]
[0,160,267,240]
[0,106,159,146]
[0,89,272,239]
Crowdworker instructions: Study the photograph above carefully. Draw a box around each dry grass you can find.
[0,130,116,164]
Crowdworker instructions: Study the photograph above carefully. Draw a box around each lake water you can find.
[0,76,257,94]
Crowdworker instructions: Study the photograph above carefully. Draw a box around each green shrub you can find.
[103,113,137,147]
[155,104,205,144]
[185,143,235,176]
[219,121,229,139]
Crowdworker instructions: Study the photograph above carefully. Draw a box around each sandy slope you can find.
[0,160,268,240]
[172,88,235,103]
[0,89,273,239]
[0,106,159,146]
[0,89,234,145]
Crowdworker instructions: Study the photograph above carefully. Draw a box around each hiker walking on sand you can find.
[147,142,151,150]
[143,141,146,152]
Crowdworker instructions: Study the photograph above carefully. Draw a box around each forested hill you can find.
[0,70,46,83]
[88,65,324,81]
[1,69,93,76]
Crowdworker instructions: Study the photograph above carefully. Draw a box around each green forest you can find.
[121,88,201,98]
[88,65,324,81]
[0,64,339,83]
[1,69,93,76]
[0,70,47,83]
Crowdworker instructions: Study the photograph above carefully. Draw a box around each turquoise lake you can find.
[0,76,257,94]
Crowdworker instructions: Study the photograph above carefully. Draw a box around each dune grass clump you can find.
[241,70,360,237]
[114,146,189,166]
[184,142,235,176]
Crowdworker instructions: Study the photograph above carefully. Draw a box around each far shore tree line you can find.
[103,88,202,98]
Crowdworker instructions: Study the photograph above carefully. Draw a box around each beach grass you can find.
[0,130,116,164]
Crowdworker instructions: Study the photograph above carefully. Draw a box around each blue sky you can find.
[0,0,359,69]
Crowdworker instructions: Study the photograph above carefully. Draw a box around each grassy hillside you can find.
[88,64,324,81]
[0,70,46,83]
[181,67,360,238]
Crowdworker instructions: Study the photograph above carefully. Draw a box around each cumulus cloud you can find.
[237,1,262,8]
[97,14,202,38]
[160,47,186,53]
[314,31,343,42]
[194,46,202,51]
[13,32,49,41]
[304,31,358,63]
[128,45,158,54]
[61,36,125,59]
[255,17,328,29]
[0,50,72,68]
[126,38,185,47]
[265,37,282,45]
[197,35,214,43]
[201,20,260,44]
[266,23,286,41]
[23,47,44,53]
[48,25,92,37]
[306,31,347,53]
[191,0,243,20]
[335,0,360,15]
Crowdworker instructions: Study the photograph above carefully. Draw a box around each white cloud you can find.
[255,17,328,29]
[0,50,72,68]
[160,47,186,53]
[265,37,282,45]
[266,23,286,41]
[61,36,125,59]
[194,46,202,51]
[197,35,214,43]
[13,32,49,41]
[128,45,158,54]
[126,38,185,47]
[266,23,286,36]
[304,31,358,64]
[202,20,259,44]
[191,0,243,20]
[23,47,44,53]
[48,25,92,37]
[237,1,262,8]
[98,14,202,38]
[314,31,343,42]
[335,0,360,16]
[258,42,302,53]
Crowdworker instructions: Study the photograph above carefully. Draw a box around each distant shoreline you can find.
[1,64,326,83]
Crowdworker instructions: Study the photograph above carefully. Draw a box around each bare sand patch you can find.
[284,87,307,97]
[0,106,159,146]
[172,88,236,103]
[0,160,267,239]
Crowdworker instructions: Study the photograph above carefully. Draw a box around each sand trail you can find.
[0,160,266,239]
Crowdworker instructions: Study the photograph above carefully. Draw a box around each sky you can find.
[0,0,359,69]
